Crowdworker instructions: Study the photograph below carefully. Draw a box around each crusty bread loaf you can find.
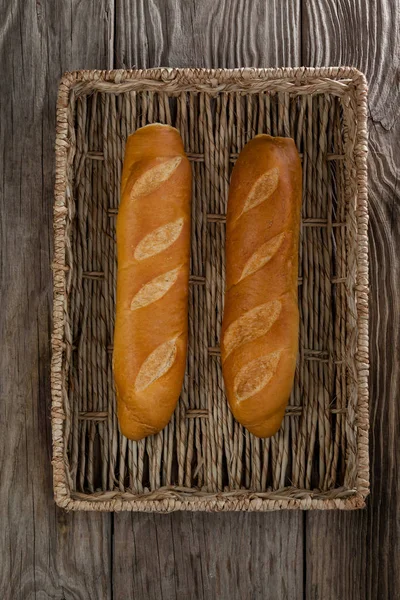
[114,124,191,441]
[221,135,302,438]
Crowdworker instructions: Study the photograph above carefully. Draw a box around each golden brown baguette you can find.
[221,135,302,438]
[114,124,191,441]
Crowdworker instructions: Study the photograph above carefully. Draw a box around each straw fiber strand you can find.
[52,67,369,511]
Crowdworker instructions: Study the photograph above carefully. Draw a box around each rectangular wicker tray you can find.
[52,67,369,511]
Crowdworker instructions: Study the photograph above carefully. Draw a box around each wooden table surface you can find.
[1,1,399,599]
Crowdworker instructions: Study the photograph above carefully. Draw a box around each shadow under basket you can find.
[52,67,369,511]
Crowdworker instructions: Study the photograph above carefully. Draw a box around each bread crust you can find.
[114,124,191,441]
[221,135,302,438]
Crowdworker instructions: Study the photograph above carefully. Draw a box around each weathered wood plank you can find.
[305,511,367,600]
[114,512,304,600]
[113,2,304,599]
[366,120,400,598]
[302,2,400,599]
[0,1,114,598]
[115,0,301,68]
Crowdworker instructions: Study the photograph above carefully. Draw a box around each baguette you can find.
[221,135,302,438]
[114,124,191,441]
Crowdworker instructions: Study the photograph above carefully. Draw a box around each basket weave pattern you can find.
[52,68,369,511]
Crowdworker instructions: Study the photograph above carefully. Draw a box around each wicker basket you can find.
[52,67,369,511]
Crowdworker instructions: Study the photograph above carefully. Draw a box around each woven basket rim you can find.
[58,65,367,82]
[51,66,369,512]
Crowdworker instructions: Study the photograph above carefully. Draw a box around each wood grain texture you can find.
[113,512,303,600]
[1,0,398,599]
[306,511,367,600]
[0,0,113,598]
[303,1,400,599]
[115,0,301,68]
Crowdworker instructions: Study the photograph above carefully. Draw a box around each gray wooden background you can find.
[1,1,399,599]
